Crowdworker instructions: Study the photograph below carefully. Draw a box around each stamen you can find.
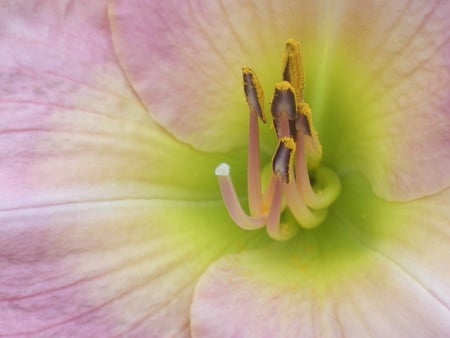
[216,38,342,241]
[242,68,266,215]
[215,163,266,230]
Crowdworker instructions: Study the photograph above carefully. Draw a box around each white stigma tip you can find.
[215,163,230,176]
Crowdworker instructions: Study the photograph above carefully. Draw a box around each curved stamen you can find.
[295,133,341,209]
[283,179,328,229]
[243,68,265,216]
[215,163,266,230]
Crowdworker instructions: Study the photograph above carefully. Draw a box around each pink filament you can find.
[265,179,288,240]
[217,175,266,230]
[247,110,264,215]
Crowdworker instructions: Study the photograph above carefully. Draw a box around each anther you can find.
[296,113,312,136]
[271,81,298,121]
[283,39,304,100]
[272,137,296,183]
[242,67,266,122]
[296,102,322,169]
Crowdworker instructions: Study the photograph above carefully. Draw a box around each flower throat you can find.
[215,39,341,240]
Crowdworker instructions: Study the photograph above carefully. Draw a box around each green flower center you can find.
[216,39,341,240]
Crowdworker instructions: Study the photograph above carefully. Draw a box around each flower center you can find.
[215,39,341,240]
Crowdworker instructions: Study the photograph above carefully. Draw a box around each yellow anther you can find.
[274,81,295,92]
[282,38,305,100]
[280,136,296,151]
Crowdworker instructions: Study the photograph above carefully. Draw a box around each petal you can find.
[109,0,450,200]
[1,200,267,336]
[0,1,269,336]
[315,0,450,201]
[0,0,248,210]
[108,0,325,153]
[191,174,450,337]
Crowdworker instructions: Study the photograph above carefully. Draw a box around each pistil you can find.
[216,39,341,240]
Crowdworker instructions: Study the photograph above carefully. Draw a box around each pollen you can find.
[280,136,296,150]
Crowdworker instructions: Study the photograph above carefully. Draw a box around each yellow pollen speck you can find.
[280,136,296,150]
[285,38,300,53]
[275,81,295,92]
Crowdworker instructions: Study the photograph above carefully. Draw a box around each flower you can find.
[1,1,449,338]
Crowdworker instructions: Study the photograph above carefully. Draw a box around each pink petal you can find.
[0,2,265,335]
[191,182,450,337]
[108,0,325,153]
[325,0,450,201]
[0,1,237,211]
[109,0,450,200]
[1,199,260,336]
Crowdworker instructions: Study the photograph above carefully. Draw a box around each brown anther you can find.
[296,114,312,136]
[271,81,298,121]
[242,67,266,122]
[272,137,296,183]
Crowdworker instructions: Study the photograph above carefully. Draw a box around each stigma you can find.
[216,39,341,241]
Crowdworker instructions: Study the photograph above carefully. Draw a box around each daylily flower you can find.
[1,0,449,337]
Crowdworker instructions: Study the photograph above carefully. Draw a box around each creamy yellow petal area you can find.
[191,175,450,337]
